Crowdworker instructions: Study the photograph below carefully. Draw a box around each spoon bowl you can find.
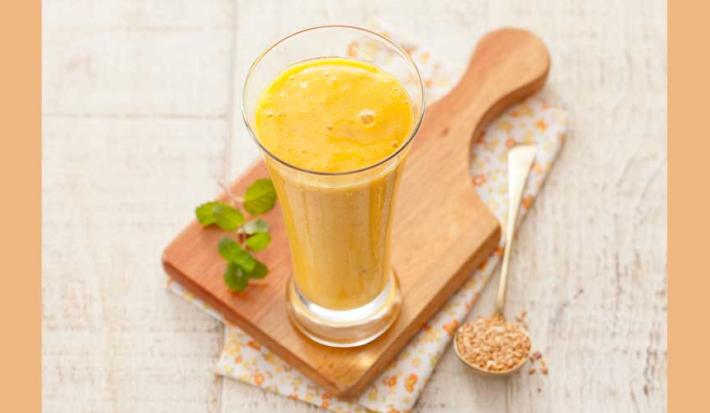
[453,318,531,376]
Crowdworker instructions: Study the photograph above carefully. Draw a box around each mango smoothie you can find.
[254,58,414,310]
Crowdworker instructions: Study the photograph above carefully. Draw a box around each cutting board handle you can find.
[440,28,550,148]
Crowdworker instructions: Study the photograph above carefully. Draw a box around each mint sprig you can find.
[195,178,277,292]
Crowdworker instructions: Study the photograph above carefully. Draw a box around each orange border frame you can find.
[0,1,41,410]
[668,0,709,411]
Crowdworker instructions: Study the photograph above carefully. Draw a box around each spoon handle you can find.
[495,144,537,316]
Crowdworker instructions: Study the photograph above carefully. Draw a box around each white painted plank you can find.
[42,29,233,116]
[42,117,232,413]
[43,0,234,30]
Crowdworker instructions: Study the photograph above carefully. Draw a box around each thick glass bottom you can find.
[285,270,402,348]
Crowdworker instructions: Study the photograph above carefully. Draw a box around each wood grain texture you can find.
[43,0,666,412]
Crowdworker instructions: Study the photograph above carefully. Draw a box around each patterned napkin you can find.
[168,25,567,413]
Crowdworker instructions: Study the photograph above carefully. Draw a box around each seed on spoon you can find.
[455,315,531,373]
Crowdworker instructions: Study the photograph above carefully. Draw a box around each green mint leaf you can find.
[224,263,248,292]
[243,179,277,215]
[243,218,270,234]
[213,203,244,230]
[247,259,268,279]
[195,201,221,225]
[218,237,255,272]
[195,201,244,230]
[245,232,271,252]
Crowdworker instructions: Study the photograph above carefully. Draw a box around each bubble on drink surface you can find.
[300,81,309,89]
[359,109,376,125]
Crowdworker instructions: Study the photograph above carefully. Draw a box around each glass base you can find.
[285,270,402,348]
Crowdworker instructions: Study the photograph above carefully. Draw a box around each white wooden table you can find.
[42,0,667,411]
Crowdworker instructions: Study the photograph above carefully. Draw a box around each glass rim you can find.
[241,24,426,176]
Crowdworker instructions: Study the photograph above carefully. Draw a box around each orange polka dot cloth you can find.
[168,23,567,413]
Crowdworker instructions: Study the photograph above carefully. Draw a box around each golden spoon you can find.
[454,144,537,376]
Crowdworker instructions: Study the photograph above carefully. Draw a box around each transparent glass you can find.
[242,25,424,347]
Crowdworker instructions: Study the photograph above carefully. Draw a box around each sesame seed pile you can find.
[455,314,532,373]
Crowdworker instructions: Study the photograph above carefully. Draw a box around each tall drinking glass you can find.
[242,25,424,347]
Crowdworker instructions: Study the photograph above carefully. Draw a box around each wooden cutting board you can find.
[163,28,550,399]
